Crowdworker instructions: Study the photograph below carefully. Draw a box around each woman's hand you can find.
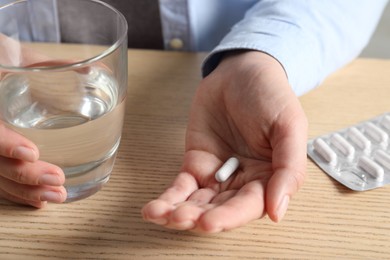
[142,51,308,233]
[0,124,67,208]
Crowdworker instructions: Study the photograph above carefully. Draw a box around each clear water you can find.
[0,67,126,202]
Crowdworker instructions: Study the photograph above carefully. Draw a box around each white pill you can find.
[348,127,371,151]
[374,150,390,170]
[358,156,384,182]
[380,115,390,131]
[313,138,337,166]
[215,157,239,182]
[364,122,388,144]
[330,133,355,159]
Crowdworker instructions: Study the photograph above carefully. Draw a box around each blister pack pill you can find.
[307,113,390,191]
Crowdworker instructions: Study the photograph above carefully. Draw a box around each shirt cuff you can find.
[201,18,321,97]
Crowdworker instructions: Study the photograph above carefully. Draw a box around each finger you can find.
[141,199,174,225]
[266,109,308,222]
[142,151,223,227]
[0,175,67,203]
[163,190,237,231]
[0,157,64,186]
[167,202,211,230]
[162,189,218,230]
[195,180,265,233]
[157,172,199,204]
[142,172,199,225]
[157,150,226,205]
[143,188,218,228]
[0,124,39,162]
[144,172,215,223]
[0,189,47,208]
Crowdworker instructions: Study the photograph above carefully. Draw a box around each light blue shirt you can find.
[0,0,388,96]
[159,0,258,51]
[0,0,60,42]
[202,0,388,96]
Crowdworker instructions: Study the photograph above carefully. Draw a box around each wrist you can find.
[219,50,287,79]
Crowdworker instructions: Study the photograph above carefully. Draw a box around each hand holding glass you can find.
[0,0,128,202]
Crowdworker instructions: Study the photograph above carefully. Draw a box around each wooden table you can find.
[1,50,390,259]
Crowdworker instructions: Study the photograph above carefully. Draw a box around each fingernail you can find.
[13,146,38,162]
[276,195,290,222]
[41,191,64,203]
[39,174,63,186]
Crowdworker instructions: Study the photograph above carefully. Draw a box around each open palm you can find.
[142,51,308,233]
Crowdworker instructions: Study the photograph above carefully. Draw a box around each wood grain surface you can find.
[0,50,390,259]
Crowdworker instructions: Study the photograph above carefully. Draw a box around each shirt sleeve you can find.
[202,0,388,96]
[0,0,60,42]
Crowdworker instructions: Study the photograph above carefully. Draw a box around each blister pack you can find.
[307,113,390,191]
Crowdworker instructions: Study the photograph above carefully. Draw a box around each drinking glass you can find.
[0,0,128,202]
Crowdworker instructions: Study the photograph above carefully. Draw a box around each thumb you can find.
[266,109,308,222]
[0,124,39,162]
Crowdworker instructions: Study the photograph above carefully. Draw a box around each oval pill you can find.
[358,156,384,182]
[348,127,371,151]
[215,157,239,182]
[380,115,390,131]
[364,122,388,144]
[313,138,337,166]
[374,150,390,170]
[330,133,355,159]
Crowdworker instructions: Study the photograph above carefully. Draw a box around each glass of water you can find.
[0,0,128,202]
